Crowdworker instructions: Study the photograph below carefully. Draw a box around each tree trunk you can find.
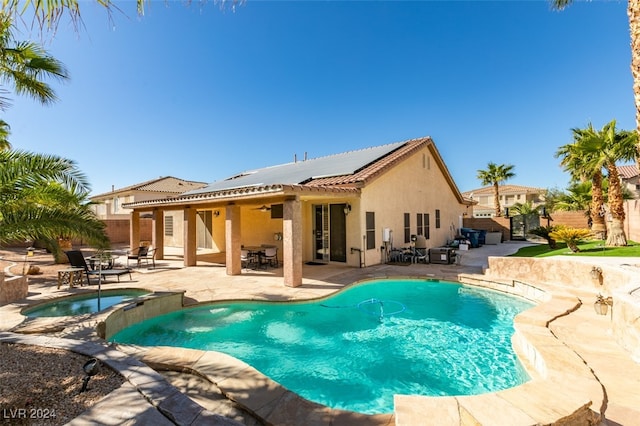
[567,241,580,253]
[606,161,628,246]
[606,217,628,246]
[591,222,607,240]
[494,182,501,217]
[629,0,640,169]
[590,171,606,239]
[51,238,72,264]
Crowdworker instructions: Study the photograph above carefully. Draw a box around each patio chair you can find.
[66,250,132,285]
[127,246,155,268]
[241,249,258,270]
[260,247,278,268]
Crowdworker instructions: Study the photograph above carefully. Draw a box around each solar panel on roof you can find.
[184,141,406,195]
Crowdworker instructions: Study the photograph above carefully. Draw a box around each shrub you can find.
[529,225,563,249]
[548,227,593,253]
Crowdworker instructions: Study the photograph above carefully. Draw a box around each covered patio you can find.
[126,185,360,288]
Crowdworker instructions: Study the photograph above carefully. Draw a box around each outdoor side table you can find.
[57,267,85,289]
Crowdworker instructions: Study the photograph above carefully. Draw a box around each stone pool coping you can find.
[0,331,243,426]
[4,287,157,334]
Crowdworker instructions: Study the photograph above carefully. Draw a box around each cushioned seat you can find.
[66,250,132,285]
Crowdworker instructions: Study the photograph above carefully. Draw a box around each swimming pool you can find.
[24,289,150,318]
[110,279,534,414]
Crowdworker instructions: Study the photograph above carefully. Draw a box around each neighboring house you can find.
[91,177,208,245]
[124,137,473,287]
[618,164,640,199]
[91,176,208,219]
[461,185,546,218]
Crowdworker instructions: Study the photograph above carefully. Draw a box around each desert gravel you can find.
[0,342,124,425]
[1,249,124,425]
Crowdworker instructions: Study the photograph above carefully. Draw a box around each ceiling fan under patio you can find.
[253,205,271,212]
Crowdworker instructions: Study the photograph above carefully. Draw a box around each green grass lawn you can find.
[510,240,640,257]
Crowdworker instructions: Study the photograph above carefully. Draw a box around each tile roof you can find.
[617,164,639,179]
[92,176,208,199]
[125,136,470,209]
[461,184,546,197]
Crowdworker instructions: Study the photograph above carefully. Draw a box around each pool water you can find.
[110,279,534,414]
[24,290,150,317]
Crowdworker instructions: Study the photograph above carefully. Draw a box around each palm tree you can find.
[546,182,592,212]
[0,150,109,253]
[0,119,10,150]
[0,13,69,112]
[0,1,145,33]
[552,0,640,169]
[529,225,560,249]
[509,201,541,216]
[555,125,607,239]
[0,0,237,33]
[476,162,516,217]
[578,120,638,246]
[0,15,106,258]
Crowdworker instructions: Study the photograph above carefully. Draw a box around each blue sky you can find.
[3,0,634,195]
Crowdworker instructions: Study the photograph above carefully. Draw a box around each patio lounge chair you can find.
[66,250,132,285]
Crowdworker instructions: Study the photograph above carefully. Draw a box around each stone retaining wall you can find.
[0,272,28,305]
[484,256,640,362]
[101,291,185,340]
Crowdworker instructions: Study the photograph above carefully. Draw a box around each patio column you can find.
[152,209,164,260]
[225,204,241,275]
[184,206,197,266]
[283,197,302,287]
[130,211,140,249]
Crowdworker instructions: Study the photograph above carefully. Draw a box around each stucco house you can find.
[91,176,208,219]
[618,164,640,199]
[90,176,209,244]
[461,184,546,218]
[124,137,472,287]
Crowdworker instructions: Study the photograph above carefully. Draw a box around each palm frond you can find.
[0,205,108,247]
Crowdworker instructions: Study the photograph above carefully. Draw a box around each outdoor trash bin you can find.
[429,247,456,264]
[485,232,502,244]
[461,228,481,248]
[477,230,487,245]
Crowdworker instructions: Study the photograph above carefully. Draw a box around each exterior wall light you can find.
[594,294,613,316]
[213,210,220,217]
[590,266,603,284]
[344,203,351,215]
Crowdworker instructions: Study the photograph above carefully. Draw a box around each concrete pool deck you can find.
[1,242,640,425]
